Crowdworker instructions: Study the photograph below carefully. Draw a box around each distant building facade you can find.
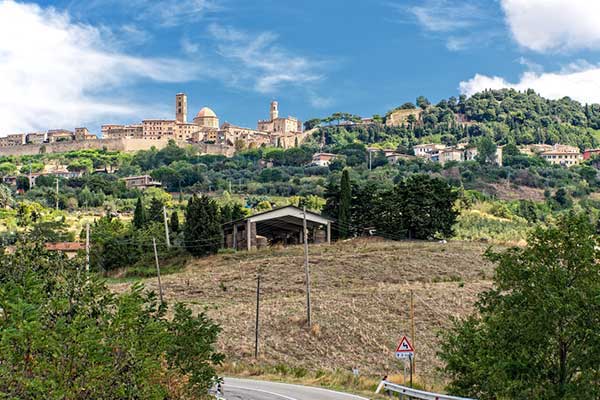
[123,175,162,190]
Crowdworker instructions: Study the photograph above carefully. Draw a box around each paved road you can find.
[220,377,370,400]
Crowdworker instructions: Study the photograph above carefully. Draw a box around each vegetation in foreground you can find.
[440,213,600,399]
[0,240,223,399]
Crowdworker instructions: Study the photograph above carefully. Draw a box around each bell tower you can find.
[270,100,279,121]
[176,93,187,123]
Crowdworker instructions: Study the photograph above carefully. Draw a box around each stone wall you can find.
[0,138,180,157]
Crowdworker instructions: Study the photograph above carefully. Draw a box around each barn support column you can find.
[247,220,252,251]
[233,224,238,250]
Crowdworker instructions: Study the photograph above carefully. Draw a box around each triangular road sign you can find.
[395,336,414,359]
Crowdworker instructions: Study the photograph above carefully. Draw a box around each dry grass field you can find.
[111,238,497,387]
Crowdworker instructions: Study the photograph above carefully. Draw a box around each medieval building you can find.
[101,94,305,150]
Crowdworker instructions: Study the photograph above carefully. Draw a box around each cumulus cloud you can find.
[459,64,600,104]
[207,24,325,94]
[0,0,200,135]
[501,0,600,52]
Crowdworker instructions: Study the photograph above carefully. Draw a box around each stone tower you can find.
[176,93,187,123]
[270,100,279,121]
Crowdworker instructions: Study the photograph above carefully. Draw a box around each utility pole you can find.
[255,272,261,358]
[410,290,416,376]
[85,223,90,273]
[162,206,171,248]
[229,180,232,193]
[369,150,372,170]
[152,238,164,304]
[303,207,311,328]
[55,178,59,210]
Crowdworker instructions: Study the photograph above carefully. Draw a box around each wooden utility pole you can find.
[85,223,90,273]
[410,290,416,375]
[303,207,311,328]
[162,206,171,248]
[152,238,164,304]
[255,272,261,358]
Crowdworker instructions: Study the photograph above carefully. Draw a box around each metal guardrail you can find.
[375,381,476,400]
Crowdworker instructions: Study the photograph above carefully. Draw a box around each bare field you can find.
[111,238,496,384]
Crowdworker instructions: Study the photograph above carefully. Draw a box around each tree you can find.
[377,174,458,239]
[16,176,30,192]
[416,96,431,110]
[304,118,321,130]
[0,184,14,208]
[184,195,222,257]
[339,168,351,239]
[439,213,600,399]
[147,197,165,224]
[0,162,16,177]
[170,210,180,233]
[133,197,146,229]
[0,240,223,398]
[475,137,497,164]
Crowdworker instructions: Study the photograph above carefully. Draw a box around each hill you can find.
[111,238,496,386]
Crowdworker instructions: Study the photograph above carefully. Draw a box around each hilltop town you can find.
[0,94,309,156]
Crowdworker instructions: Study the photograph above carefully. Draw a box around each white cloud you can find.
[0,0,201,135]
[501,0,600,52]
[459,64,600,104]
[405,0,483,33]
[395,0,495,51]
[207,24,324,94]
[140,0,219,27]
[76,0,220,27]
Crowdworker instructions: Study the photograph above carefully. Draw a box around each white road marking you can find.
[227,385,300,400]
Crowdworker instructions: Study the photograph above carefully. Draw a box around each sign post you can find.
[395,336,415,388]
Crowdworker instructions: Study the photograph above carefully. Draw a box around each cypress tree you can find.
[133,197,146,229]
[339,168,351,239]
[147,197,164,224]
[170,210,180,233]
[184,195,222,257]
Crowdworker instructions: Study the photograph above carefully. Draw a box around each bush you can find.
[0,241,223,399]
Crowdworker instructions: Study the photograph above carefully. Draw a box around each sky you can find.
[2,0,600,136]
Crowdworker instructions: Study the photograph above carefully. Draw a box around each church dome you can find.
[196,107,217,118]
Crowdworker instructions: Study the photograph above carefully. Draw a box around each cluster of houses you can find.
[310,143,503,168]
[309,142,600,169]
[0,128,97,148]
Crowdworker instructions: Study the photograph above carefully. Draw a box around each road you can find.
[220,377,371,400]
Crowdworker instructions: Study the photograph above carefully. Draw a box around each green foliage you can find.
[339,169,351,239]
[440,213,600,399]
[184,195,222,257]
[147,197,165,224]
[378,174,459,239]
[16,175,30,191]
[475,136,497,165]
[0,184,14,208]
[0,162,17,176]
[170,210,180,233]
[0,241,223,399]
[133,197,146,229]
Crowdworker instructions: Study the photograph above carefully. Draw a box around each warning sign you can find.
[395,336,414,359]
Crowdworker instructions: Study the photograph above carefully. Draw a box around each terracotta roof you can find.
[45,242,84,251]
[196,107,217,118]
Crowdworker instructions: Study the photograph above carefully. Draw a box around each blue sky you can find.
[1,0,600,135]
